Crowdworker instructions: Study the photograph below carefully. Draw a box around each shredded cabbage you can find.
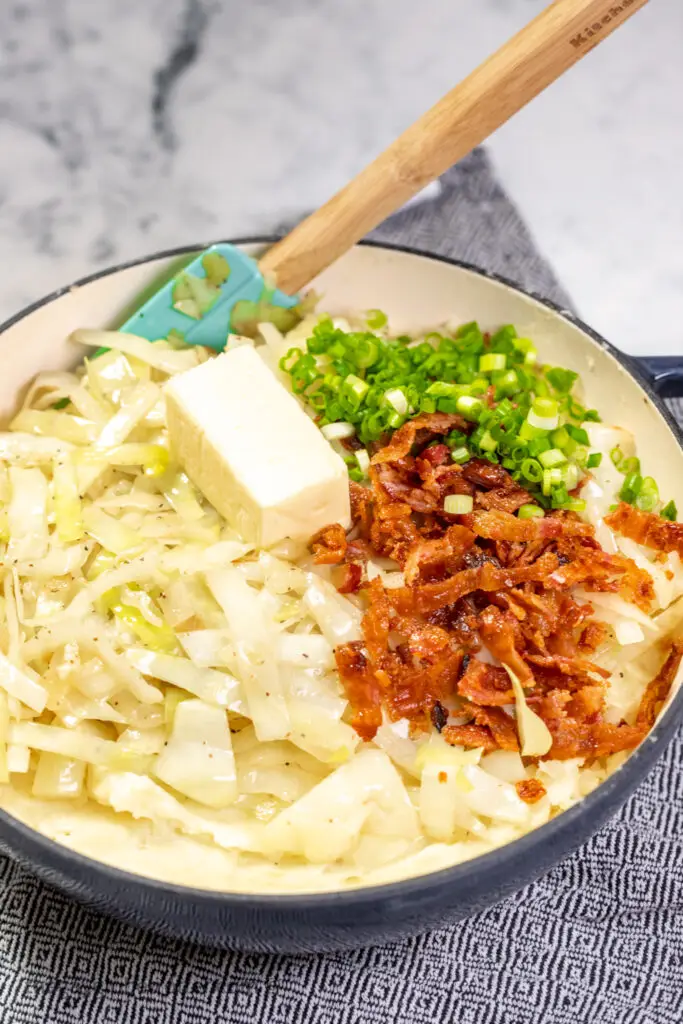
[153,699,237,808]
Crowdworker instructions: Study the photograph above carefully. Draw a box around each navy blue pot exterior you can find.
[0,239,681,953]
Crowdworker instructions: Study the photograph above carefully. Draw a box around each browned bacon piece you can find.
[403,524,476,585]
[336,563,363,594]
[461,458,515,491]
[334,642,383,741]
[442,723,499,753]
[310,523,347,564]
[466,509,593,543]
[457,659,514,706]
[392,550,561,616]
[605,502,683,558]
[516,779,547,804]
[635,641,683,729]
[468,704,519,750]
[476,487,534,515]
[371,412,468,466]
[478,606,533,685]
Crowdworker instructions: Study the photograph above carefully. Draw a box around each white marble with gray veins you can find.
[1,0,681,355]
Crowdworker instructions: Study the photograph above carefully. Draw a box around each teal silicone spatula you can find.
[118,0,645,351]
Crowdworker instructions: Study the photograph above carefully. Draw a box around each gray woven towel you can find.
[1,151,681,1024]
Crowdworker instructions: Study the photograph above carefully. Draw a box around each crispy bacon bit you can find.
[605,502,683,558]
[516,779,546,804]
[421,444,451,467]
[310,523,347,564]
[457,659,514,705]
[578,620,610,654]
[635,641,683,729]
[371,412,468,466]
[403,524,475,585]
[322,418,665,765]
[461,458,515,490]
[334,642,382,741]
[350,480,373,533]
[478,606,533,685]
[467,509,593,543]
[475,486,535,514]
[451,460,534,514]
[442,723,499,752]
[536,687,645,760]
[336,563,363,594]
[396,550,561,616]
[469,704,520,750]
[547,546,655,612]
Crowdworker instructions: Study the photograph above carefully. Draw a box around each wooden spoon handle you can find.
[260,0,648,295]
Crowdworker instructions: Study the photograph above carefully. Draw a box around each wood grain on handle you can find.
[260,0,648,295]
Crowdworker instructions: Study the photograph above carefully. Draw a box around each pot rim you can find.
[1,236,681,911]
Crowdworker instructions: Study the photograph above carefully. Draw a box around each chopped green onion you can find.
[513,338,537,364]
[451,446,471,464]
[518,504,545,520]
[321,422,355,441]
[479,430,498,453]
[586,452,603,469]
[355,449,370,475]
[661,500,678,522]
[565,424,590,445]
[527,408,560,431]
[354,337,380,368]
[619,471,643,504]
[551,427,570,449]
[456,395,483,421]
[495,370,519,394]
[527,437,551,456]
[610,446,624,468]
[479,353,506,373]
[563,498,586,513]
[384,388,408,416]
[345,375,369,401]
[620,456,641,476]
[550,483,570,508]
[546,367,579,394]
[635,476,659,512]
[538,448,567,469]
[532,398,559,418]
[542,468,563,496]
[520,458,543,483]
[563,463,579,491]
[426,381,459,398]
[444,494,474,515]
[366,309,387,330]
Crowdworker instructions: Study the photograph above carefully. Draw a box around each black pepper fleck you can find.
[431,702,448,733]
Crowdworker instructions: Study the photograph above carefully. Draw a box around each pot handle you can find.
[636,357,683,399]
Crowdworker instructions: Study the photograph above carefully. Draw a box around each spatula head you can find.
[120,243,299,351]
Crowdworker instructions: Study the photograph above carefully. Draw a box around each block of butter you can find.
[164,345,351,548]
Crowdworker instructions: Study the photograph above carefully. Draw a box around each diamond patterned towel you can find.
[1,151,681,1024]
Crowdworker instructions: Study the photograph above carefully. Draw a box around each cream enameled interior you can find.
[1,242,682,891]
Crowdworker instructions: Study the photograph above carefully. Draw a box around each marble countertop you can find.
[1,0,681,357]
